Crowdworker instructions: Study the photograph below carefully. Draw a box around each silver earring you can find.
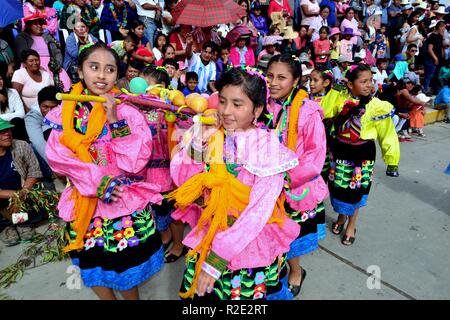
[253,118,257,126]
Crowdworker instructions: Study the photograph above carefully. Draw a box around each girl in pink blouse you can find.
[170,67,300,300]
[340,7,361,45]
[229,36,256,67]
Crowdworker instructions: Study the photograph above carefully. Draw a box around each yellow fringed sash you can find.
[287,89,308,151]
[60,82,107,252]
[167,130,288,299]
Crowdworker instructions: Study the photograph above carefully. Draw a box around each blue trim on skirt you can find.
[287,232,319,260]
[266,274,294,300]
[72,246,165,291]
[317,223,326,241]
[330,195,368,216]
[155,214,173,232]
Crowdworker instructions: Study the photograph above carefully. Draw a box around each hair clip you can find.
[78,42,96,54]
[156,66,170,76]
[240,66,270,106]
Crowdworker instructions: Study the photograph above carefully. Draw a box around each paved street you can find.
[1,122,449,300]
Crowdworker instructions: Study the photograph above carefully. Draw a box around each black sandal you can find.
[288,267,307,298]
[341,228,357,246]
[331,221,345,235]
[162,239,173,253]
[164,246,189,263]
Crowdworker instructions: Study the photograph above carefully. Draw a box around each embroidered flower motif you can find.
[96,237,104,247]
[349,181,356,189]
[301,212,309,222]
[117,239,128,251]
[231,275,241,289]
[328,173,335,181]
[254,272,265,285]
[255,283,266,293]
[113,221,123,230]
[128,236,140,247]
[84,238,96,250]
[93,228,103,237]
[231,296,241,300]
[355,174,362,181]
[253,291,264,299]
[113,230,125,241]
[231,287,241,297]
[93,218,102,229]
[308,209,317,219]
[84,230,94,239]
[124,227,135,239]
[355,167,362,175]
[122,216,133,228]
[356,180,362,188]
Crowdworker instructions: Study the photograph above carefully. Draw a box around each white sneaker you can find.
[417,129,426,137]
[400,130,411,138]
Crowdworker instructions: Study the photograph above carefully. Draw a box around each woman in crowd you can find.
[15,11,71,92]
[11,50,53,113]
[23,0,59,39]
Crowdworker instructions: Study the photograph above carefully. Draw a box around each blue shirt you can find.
[100,2,137,33]
[182,86,201,96]
[0,149,21,191]
[320,0,337,27]
[435,86,450,105]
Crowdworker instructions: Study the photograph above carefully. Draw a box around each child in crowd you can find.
[373,58,389,88]
[434,78,450,124]
[116,60,144,92]
[329,28,341,65]
[340,28,355,61]
[181,72,200,96]
[162,59,181,90]
[216,44,232,81]
[110,33,139,63]
[230,36,256,67]
[313,27,331,69]
[153,33,168,62]
[129,20,154,65]
[375,24,389,59]
[45,43,164,300]
[156,44,176,66]
[409,87,429,137]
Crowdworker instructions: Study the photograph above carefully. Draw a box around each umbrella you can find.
[171,0,246,28]
[0,0,23,28]
[225,25,253,44]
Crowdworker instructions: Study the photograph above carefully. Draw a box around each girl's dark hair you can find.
[320,5,331,13]
[408,10,421,25]
[163,58,179,70]
[319,26,329,35]
[312,67,333,92]
[267,54,302,80]
[77,42,121,74]
[345,7,354,17]
[0,66,10,113]
[346,63,372,83]
[269,25,280,35]
[21,49,40,63]
[141,65,170,87]
[129,20,145,31]
[162,43,175,55]
[155,32,168,48]
[216,67,268,122]
[128,59,144,71]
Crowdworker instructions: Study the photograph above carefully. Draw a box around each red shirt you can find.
[313,39,330,64]
[268,0,293,17]
[169,32,187,61]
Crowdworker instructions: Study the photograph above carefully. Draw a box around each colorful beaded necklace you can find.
[109,3,127,29]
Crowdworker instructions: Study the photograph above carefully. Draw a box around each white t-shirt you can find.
[11,68,53,111]
[373,69,388,86]
[187,53,216,94]
[300,0,320,27]
[0,89,25,121]
[134,0,157,19]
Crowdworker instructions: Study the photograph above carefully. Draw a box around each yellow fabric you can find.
[319,88,349,119]
[60,82,107,252]
[167,130,287,299]
[287,89,308,151]
[360,98,400,166]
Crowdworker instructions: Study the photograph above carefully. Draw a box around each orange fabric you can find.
[409,106,424,128]
[60,82,107,252]
[287,89,308,151]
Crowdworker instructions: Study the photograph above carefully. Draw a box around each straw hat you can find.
[301,63,313,76]
[283,26,299,40]
[262,35,283,46]
[400,0,410,5]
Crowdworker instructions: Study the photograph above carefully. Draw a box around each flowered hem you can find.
[328,160,374,190]
[286,232,319,260]
[244,158,299,178]
[266,274,294,300]
[286,202,325,224]
[181,254,286,300]
[317,223,326,241]
[72,246,164,291]
[330,194,368,216]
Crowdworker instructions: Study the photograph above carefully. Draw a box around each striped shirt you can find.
[187,53,216,94]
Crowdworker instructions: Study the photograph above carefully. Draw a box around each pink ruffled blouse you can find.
[45,103,163,222]
[170,127,301,270]
[268,98,329,211]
